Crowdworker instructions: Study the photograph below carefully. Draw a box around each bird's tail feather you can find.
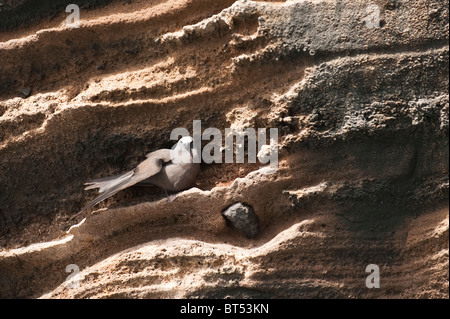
[85,173,128,184]
[81,170,134,212]
[84,171,134,193]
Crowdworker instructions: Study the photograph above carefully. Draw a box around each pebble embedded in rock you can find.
[221,202,259,238]
[20,87,31,98]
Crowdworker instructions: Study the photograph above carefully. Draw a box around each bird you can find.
[79,136,200,213]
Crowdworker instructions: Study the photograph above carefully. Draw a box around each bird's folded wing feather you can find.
[136,149,171,179]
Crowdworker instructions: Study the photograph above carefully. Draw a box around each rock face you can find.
[0,0,448,298]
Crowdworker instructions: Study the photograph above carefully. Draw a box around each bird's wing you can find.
[81,149,171,212]
[130,149,171,183]
[145,148,172,160]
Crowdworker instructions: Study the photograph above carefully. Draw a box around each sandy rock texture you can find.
[0,0,448,298]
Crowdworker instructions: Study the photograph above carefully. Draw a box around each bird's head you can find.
[178,136,194,148]
[170,136,194,163]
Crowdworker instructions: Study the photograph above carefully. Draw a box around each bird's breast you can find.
[149,162,200,191]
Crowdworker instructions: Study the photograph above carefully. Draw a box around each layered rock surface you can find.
[0,0,448,298]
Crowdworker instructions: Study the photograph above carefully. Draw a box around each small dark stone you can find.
[20,87,31,98]
[96,61,106,70]
[124,47,140,55]
[221,202,259,238]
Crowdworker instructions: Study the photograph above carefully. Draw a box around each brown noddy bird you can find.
[79,136,200,213]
